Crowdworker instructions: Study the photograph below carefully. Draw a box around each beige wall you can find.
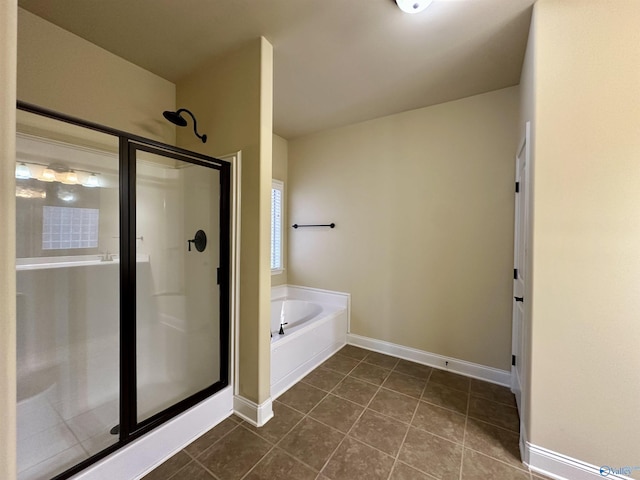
[289,87,519,371]
[176,38,273,404]
[526,0,640,466]
[1,1,18,478]
[272,134,288,286]
[17,9,175,144]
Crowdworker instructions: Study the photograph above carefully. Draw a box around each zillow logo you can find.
[600,465,640,477]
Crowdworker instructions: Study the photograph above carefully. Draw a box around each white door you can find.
[512,122,530,415]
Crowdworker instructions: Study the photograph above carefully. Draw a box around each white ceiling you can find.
[18,0,534,139]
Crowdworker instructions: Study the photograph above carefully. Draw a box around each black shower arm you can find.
[176,108,207,143]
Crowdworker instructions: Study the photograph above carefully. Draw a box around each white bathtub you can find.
[271,299,331,338]
[270,286,349,398]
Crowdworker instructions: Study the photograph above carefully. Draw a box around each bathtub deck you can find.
[143,345,539,480]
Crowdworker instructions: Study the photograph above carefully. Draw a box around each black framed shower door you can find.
[16,101,231,480]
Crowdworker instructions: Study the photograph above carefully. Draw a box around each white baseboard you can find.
[347,333,511,387]
[233,395,274,427]
[526,443,637,480]
[71,387,233,480]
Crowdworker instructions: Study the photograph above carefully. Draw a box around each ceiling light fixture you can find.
[396,0,433,14]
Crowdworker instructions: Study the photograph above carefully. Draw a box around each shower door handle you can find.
[188,230,207,252]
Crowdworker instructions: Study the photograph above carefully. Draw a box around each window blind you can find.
[271,181,283,270]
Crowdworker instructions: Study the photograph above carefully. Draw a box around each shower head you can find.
[162,108,207,143]
[163,110,188,127]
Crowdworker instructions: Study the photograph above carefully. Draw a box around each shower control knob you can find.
[188,230,207,252]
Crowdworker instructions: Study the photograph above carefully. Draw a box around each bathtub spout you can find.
[278,322,288,335]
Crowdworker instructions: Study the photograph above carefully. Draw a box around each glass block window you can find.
[42,206,99,250]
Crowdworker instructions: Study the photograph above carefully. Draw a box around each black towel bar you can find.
[292,223,335,229]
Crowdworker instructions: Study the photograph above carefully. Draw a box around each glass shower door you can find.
[132,145,225,424]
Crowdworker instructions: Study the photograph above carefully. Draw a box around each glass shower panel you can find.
[135,150,221,423]
[15,110,120,479]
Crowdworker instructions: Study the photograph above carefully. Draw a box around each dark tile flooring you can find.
[143,345,554,480]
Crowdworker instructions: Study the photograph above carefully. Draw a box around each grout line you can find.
[334,362,395,468]
[183,448,196,460]
[393,460,441,480]
[364,399,424,427]
[310,352,383,476]
[380,385,427,403]
[274,444,325,477]
[461,446,532,474]
[276,383,336,476]
[164,453,196,480]
[238,444,277,480]
[419,397,468,416]
[465,416,521,435]
[190,455,222,480]
[386,369,429,480]
[466,411,520,435]
[459,380,471,480]
[236,405,319,476]
[187,421,241,460]
[271,407,310,450]
[318,359,365,378]
[300,372,348,393]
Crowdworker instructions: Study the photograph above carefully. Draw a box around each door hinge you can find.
[512,355,516,366]
[513,268,518,280]
[216,267,221,285]
[515,181,520,193]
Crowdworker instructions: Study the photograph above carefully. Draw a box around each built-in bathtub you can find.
[270,285,349,398]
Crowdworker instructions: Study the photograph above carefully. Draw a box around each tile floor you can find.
[17,394,118,480]
[144,346,553,480]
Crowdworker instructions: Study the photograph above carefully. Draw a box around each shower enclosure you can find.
[15,103,230,480]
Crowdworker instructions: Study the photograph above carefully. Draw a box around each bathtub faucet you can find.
[100,251,113,262]
[278,322,288,335]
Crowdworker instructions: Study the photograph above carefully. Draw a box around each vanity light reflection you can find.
[16,161,101,187]
[15,163,31,179]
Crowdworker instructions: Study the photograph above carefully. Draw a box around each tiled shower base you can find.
[17,380,196,479]
[17,391,118,480]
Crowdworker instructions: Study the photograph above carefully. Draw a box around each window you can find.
[42,206,99,250]
[271,180,284,272]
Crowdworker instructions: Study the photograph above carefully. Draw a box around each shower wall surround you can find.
[15,104,231,480]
